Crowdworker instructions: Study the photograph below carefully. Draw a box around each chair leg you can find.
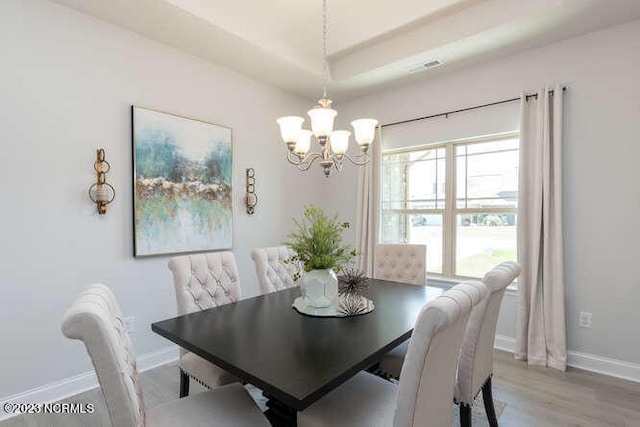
[179,369,190,398]
[482,377,499,427]
[459,403,472,427]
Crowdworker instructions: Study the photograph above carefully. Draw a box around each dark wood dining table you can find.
[151,278,444,426]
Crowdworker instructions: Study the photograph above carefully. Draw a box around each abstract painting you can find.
[132,106,233,257]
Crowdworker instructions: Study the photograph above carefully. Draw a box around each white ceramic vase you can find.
[300,269,338,308]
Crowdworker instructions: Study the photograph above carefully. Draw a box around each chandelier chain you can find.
[322,0,328,99]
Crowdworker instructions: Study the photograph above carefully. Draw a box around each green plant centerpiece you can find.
[285,205,356,309]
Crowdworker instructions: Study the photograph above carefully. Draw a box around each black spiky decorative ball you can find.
[338,268,369,297]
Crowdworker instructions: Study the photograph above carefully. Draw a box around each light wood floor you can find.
[491,351,640,426]
[3,350,640,426]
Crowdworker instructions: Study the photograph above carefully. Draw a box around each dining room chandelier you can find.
[276,0,378,178]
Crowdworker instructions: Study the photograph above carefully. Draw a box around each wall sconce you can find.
[88,148,115,214]
[245,168,257,214]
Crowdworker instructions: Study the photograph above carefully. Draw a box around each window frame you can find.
[381,131,519,280]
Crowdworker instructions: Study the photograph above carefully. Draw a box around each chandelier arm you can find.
[339,152,372,166]
[297,153,323,171]
[286,151,304,166]
[287,151,323,170]
[334,158,343,172]
[286,151,321,165]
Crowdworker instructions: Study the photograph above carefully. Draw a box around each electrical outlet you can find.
[578,311,592,328]
[124,316,135,335]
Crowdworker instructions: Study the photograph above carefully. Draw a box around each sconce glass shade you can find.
[89,148,115,214]
[330,130,350,155]
[95,186,109,203]
[351,118,378,146]
[277,116,304,143]
[307,107,337,138]
[295,129,313,155]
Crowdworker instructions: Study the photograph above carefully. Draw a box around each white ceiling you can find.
[51,0,640,101]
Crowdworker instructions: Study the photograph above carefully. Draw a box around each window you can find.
[381,133,518,279]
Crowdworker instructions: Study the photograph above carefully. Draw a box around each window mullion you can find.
[443,144,456,277]
[402,162,409,244]
[464,146,468,210]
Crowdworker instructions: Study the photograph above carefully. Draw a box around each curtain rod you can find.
[380,86,566,129]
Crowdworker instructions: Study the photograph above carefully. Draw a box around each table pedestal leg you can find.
[263,392,297,427]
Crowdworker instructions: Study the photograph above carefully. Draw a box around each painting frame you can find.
[131,105,233,258]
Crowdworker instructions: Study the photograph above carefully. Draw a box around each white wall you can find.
[329,19,640,367]
[2,0,639,405]
[0,0,322,400]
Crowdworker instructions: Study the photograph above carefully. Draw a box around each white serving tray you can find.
[292,296,374,318]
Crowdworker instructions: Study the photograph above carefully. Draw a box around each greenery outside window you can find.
[381,133,518,280]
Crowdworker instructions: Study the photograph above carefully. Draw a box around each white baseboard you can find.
[494,334,640,383]
[494,334,517,353]
[0,346,178,422]
[567,350,640,383]
[137,345,179,372]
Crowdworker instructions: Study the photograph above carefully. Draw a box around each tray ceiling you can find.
[51,0,640,101]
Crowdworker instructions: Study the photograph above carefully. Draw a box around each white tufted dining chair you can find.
[250,246,300,294]
[168,252,241,397]
[297,281,487,427]
[61,283,269,427]
[374,244,427,286]
[455,261,521,427]
[374,243,427,379]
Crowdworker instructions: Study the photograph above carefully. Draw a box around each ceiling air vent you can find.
[408,59,443,74]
